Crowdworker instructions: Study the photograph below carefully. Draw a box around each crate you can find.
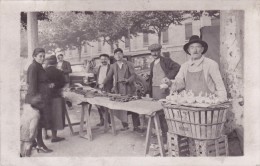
[167,133,228,157]
[162,103,230,140]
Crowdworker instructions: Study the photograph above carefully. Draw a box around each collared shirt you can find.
[172,56,227,100]
[154,58,160,65]
[187,56,205,72]
[98,65,108,85]
[57,61,63,70]
[117,61,124,69]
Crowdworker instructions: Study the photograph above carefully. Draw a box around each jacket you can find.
[61,60,72,83]
[25,60,51,129]
[45,66,66,98]
[103,60,136,95]
[95,64,113,92]
[149,56,180,96]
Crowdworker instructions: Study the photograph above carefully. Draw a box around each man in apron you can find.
[163,35,227,100]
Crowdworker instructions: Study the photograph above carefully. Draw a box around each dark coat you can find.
[103,60,136,95]
[45,66,66,98]
[149,56,180,96]
[25,60,51,129]
[95,64,113,92]
[45,66,66,130]
[61,60,72,83]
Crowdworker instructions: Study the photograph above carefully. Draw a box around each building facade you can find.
[65,16,216,65]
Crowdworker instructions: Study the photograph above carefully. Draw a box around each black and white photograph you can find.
[1,0,260,166]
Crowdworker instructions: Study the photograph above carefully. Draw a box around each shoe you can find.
[51,137,65,143]
[96,121,104,126]
[36,146,53,153]
[44,134,50,140]
[120,126,129,131]
[133,127,144,133]
[31,140,37,149]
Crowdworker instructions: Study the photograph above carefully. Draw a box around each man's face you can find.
[151,50,160,59]
[188,43,204,60]
[57,55,63,62]
[114,51,123,61]
[100,56,109,65]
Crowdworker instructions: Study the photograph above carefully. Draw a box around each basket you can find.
[162,102,230,140]
[167,132,228,157]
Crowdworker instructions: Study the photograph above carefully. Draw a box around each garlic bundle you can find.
[165,90,223,105]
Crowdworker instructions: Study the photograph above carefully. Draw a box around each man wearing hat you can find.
[101,48,144,133]
[148,43,180,142]
[163,35,227,100]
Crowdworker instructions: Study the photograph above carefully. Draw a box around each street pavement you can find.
[30,104,243,157]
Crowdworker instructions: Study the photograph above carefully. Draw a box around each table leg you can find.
[103,108,109,133]
[109,109,116,135]
[79,104,86,137]
[85,104,93,141]
[154,113,166,156]
[64,108,74,135]
[144,116,153,156]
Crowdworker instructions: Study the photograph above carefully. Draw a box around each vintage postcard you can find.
[0,0,260,166]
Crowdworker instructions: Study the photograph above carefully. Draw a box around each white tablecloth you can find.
[64,91,163,116]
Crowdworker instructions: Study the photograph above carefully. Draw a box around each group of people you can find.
[94,35,227,143]
[20,49,72,157]
[20,34,227,156]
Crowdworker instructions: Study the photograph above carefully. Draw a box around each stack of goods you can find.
[71,88,106,98]
[161,90,226,107]
[108,94,138,102]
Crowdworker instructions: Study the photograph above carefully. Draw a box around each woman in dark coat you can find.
[45,55,67,142]
[25,48,53,153]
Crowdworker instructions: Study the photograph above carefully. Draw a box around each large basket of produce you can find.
[160,91,231,140]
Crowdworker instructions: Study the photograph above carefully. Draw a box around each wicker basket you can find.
[162,102,231,140]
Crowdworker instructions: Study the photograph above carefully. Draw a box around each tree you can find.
[92,12,137,53]
[129,11,184,44]
[38,12,98,60]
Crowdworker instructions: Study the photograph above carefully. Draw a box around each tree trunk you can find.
[78,45,82,61]
[110,42,114,54]
[158,32,162,44]
[220,11,244,150]
[115,42,119,48]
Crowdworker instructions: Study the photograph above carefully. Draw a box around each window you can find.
[185,23,192,40]
[143,33,149,46]
[125,37,130,48]
[162,28,169,44]
[98,40,102,53]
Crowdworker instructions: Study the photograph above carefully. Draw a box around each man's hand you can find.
[161,77,172,86]
[99,84,104,89]
[49,83,55,88]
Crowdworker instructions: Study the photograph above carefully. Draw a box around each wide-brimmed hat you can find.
[148,43,162,52]
[183,35,208,55]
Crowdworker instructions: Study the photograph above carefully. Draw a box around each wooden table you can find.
[64,91,166,156]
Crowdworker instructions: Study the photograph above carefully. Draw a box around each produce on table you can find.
[165,90,222,105]
[109,95,138,102]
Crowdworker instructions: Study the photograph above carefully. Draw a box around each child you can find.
[20,95,43,157]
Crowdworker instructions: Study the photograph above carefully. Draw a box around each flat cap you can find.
[148,43,162,51]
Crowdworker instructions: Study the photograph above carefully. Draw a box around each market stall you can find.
[64,87,167,156]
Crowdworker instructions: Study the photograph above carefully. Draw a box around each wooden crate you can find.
[167,132,190,157]
[167,133,228,157]
[163,103,230,140]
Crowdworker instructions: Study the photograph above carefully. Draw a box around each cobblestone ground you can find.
[30,104,243,157]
